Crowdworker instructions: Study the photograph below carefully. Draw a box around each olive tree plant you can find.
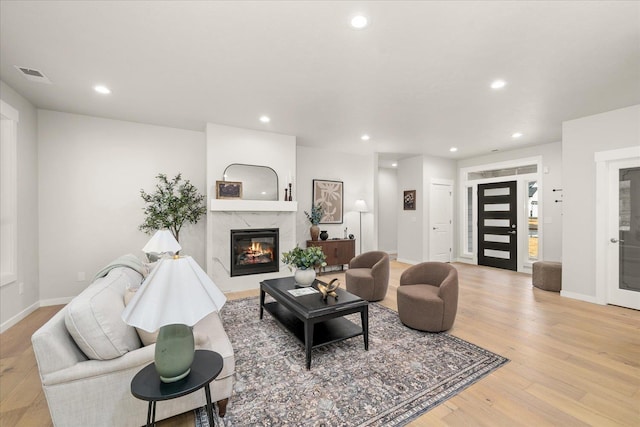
[139,173,207,243]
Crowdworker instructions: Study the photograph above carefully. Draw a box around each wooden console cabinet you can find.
[306,239,355,270]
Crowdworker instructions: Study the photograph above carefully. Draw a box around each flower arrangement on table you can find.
[304,203,324,226]
[281,245,327,271]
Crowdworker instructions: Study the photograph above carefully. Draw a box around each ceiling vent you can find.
[14,66,52,84]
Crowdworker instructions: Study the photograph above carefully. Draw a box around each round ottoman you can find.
[532,261,562,292]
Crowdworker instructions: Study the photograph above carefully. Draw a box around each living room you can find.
[1,1,639,426]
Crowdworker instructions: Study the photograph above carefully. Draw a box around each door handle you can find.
[610,238,625,243]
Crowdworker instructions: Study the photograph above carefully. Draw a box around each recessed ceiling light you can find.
[259,115,270,123]
[490,80,506,89]
[93,85,111,95]
[512,132,523,138]
[351,15,368,29]
[391,163,398,167]
[361,134,370,141]
[449,147,458,152]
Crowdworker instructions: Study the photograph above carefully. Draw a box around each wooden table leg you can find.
[361,306,369,351]
[304,321,314,370]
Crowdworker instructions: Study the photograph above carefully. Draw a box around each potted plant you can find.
[304,203,324,241]
[139,173,207,245]
[281,245,327,286]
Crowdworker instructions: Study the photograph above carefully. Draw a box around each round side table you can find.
[131,349,223,427]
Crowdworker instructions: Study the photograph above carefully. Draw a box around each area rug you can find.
[195,297,508,427]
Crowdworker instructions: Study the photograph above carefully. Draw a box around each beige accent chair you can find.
[345,251,390,301]
[397,262,458,332]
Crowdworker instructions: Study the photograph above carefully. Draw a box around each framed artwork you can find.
[313,179,343,223]
[216,181,243,199]
[404,190,416,210]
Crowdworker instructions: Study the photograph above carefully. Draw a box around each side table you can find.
[131,350,223,427]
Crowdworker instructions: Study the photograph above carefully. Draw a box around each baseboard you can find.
[560,290,601,305]
[396,258,419,265]
[40,296,74,306]
[0,301,39,333]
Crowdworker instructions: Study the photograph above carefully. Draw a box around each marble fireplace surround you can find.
[209,201,298,292]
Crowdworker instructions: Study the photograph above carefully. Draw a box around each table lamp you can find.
[354,199,369,254]
[142,229,182,260]
[122,242,226,383]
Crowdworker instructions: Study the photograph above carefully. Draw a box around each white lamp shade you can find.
[121,256,226,332]
[142,230,182,254]
[354,199,369,212]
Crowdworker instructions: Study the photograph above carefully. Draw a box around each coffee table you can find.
[260,276,369,370]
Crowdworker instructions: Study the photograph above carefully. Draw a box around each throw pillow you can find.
[65,268,142,360]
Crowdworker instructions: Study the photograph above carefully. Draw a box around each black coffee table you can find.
[131,350,223,427]
[260,276,369,370]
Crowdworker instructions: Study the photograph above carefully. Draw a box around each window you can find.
[468,164,537,180]
[1,100,18,286]
[466,186,473,253]
[527,180,539,260]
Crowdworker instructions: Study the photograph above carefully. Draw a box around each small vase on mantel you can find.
[320,230,329,241]
[310,225,320,241]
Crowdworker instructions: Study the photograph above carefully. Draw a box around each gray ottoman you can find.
[532,261,562,292]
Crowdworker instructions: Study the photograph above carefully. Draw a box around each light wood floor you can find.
[1,262,638,426]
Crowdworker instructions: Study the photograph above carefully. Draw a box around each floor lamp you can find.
[354,199,368,254]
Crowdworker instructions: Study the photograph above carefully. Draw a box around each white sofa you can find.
[31,258,235,427]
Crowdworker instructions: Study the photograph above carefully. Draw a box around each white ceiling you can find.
[1,1,639,163]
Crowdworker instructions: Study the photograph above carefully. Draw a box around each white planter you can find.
[294,268,316,286]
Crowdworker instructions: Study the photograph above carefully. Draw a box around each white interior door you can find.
[607,158,640,309]
[430,181,453,262]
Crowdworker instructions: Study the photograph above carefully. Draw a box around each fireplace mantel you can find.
[210,200,297,212]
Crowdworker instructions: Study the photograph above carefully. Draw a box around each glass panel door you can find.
[618,167,640,292]
[608,159,640,310]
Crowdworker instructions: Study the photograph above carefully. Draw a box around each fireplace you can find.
[230,228,279,277]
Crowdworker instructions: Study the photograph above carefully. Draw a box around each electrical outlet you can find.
[18,282,24,295]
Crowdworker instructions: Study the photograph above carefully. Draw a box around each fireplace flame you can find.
[238,241,274,265]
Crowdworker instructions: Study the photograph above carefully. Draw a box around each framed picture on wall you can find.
[216,181,243,199]
[404,190,416,210]
[313,179,343,223]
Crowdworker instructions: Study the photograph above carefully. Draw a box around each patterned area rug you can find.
[195,297,507,427]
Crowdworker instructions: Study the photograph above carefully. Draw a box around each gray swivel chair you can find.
[397,262,458,332]
[345,251,390,301]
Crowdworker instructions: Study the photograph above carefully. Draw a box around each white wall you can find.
[397,156,424,264]
[562,105,640,301]
[377,167,398,254]
[296,146,375,255]
[38,110,206,302]
[457,141,563,263]
[0,81,40,330]
[396,155,457,264]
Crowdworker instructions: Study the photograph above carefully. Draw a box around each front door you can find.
[478,181,517,270]
[607,160,640,309]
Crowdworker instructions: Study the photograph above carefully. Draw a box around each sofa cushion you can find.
[65,267,142,360]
